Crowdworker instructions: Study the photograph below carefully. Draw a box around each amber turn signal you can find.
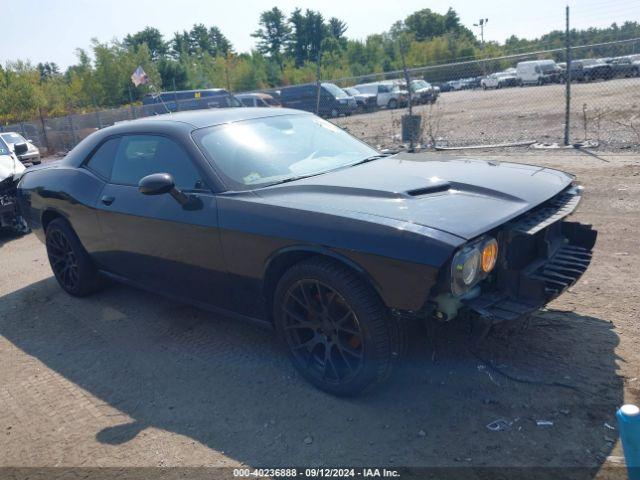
[481,239,498,273]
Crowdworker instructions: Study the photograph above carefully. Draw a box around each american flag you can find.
[131,66,149,87]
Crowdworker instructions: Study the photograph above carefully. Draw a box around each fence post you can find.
[68,114,77,149]
[173,78,179,112]
[564,5,572,146]
[128,85,136,119]
[315,58,322,116]
[38,108,50,153]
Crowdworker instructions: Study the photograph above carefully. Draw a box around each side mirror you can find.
[139,172,175,195]
[138,173,190,207]
[14,142,28,156]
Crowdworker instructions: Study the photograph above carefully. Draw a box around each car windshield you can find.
[1,132,26,144]
[410,80,429,91]
[193,114,378,191]
[322,83,349,99]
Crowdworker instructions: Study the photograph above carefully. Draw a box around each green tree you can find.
[252,7,291,66]
[123,27,168,60]
[328,17,348,47]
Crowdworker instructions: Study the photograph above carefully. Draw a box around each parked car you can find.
[466,77,483,89]
[605,56,640,78]
[280,83,356,118]
[352,81,408,109]
[516,60,562,85]
[0,137,29,234]
[481,72,518,89]
[0,132,41,165]
[566,59,613,82]
[17,108,596,396]
[433,82,453,93]
[236,93,281,108]
[142,88,242,112]
[409,79,439,104]
[344,87,377,112]
[447,79,465,91]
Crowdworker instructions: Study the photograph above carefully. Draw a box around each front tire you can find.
[45,218,106,296]
[387,99,398,109]
[274,258,401,396]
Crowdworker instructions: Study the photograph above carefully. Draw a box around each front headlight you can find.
[481,238,498,273]
[451,236,498,296]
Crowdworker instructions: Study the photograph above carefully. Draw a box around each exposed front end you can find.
[439,185,596,323]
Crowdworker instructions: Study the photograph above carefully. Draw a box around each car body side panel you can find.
[17,166,105,251]
[217,195,456,316]
[94,187,233,310]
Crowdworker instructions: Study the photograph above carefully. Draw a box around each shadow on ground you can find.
[0,277,624,477]
[0,229,27,248]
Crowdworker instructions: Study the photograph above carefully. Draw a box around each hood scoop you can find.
[406,180,451,197]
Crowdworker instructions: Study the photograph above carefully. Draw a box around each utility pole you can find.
[564,5,572,146]
[473,18,489,45]
[474,18,489,75]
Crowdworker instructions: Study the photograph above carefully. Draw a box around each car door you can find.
[93,134,233,310]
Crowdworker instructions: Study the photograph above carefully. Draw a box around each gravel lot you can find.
[0,151,638,478]
[336,77,640,150]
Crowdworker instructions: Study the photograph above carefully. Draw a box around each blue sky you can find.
[2,0,639,68]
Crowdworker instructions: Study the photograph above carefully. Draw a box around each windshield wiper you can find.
[266,171,329,186]
[265,154,389,187]
[348,153,390,167]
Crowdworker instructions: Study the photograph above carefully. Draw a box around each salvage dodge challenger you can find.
[17,108,596,395]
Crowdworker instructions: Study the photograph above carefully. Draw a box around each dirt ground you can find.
[335,77,640,150]
[0,150,638,478]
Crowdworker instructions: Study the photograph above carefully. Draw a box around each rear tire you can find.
[387,99,398,109]
[273,258,402,396]
[45,218,106,296]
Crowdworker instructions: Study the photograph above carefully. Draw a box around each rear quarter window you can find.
[85,137,120,179]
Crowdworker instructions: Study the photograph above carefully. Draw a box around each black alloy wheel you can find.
[274,258,404,396]
[282,279,365,385]
[47,228,80,292]
[45,218,106,296]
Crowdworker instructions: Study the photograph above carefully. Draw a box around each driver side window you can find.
[110,135,205,191]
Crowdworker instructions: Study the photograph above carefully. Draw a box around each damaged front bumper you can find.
[0,177,30,234]
[463,186,597,323]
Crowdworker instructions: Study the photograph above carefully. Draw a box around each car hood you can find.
[257,153,573,240]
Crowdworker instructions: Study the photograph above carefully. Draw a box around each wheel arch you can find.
[262,246,384,321]
[41,208,68,232]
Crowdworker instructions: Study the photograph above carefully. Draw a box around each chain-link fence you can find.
[4,37,640,155]
[327,37,640,150]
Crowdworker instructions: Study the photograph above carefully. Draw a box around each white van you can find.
[516,60,561,86]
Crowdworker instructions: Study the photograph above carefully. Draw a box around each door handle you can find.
[101,195,115,206]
